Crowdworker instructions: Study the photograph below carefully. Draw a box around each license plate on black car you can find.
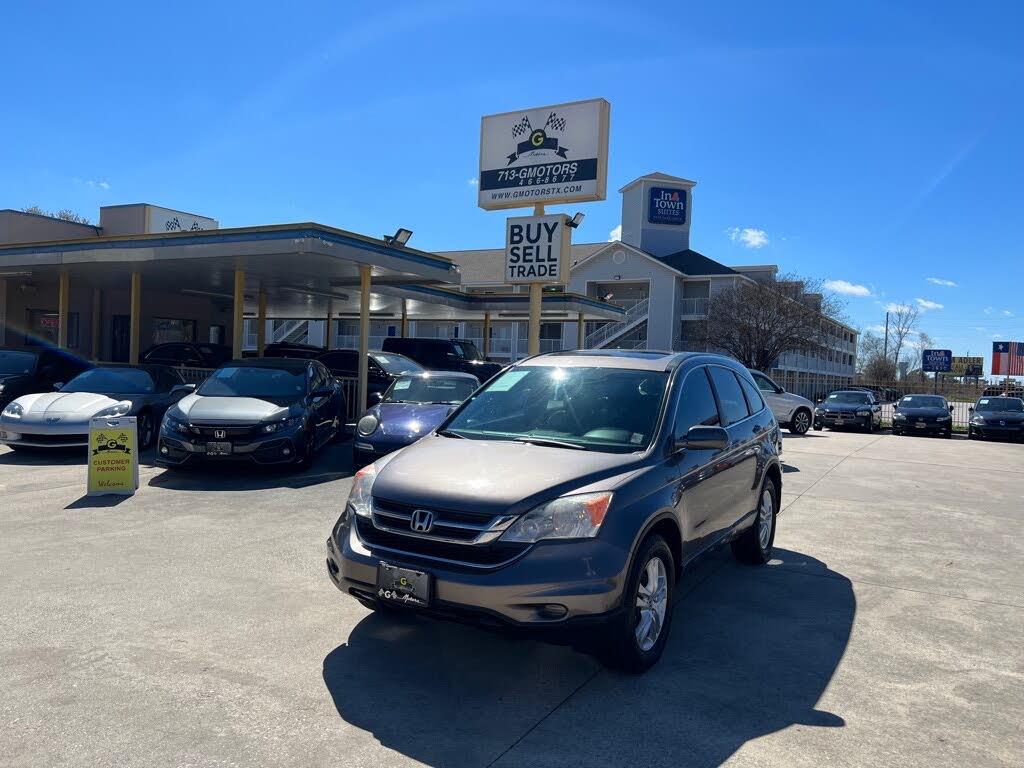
[207,441,232,456]
[377,562,432,608]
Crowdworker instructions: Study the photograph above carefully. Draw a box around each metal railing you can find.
[585,297,649,349]
[272,319,307,344]
[679,297,710,316]
[334,335,388,351]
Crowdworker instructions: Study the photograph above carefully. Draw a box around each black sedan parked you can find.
[891,394,954,438]
[813,390,882,432]
[0,346,91,409]
[141,342,233,368]
[157,358,345,469]
[317,349,425,408]
[968,396,1024,441]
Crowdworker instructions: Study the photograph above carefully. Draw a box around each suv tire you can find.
[731,475,778,565]
[598,534,675,674]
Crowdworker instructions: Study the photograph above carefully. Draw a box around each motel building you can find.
[0,205,623,415]
[434,173,859,398]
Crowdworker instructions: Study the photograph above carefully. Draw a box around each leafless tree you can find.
[21,205,91,225]
[858,331,898,381]
[699,273,846,372]
[887,303,920,363]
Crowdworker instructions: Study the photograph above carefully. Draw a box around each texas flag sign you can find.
[991,341,1024,376]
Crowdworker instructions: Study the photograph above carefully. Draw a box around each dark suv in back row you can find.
[326,351,782,672]
[381,337,504,382]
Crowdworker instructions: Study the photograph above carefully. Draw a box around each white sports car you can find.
[0,364,193,450]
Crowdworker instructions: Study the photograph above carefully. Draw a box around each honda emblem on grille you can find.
[214,429,227,439]
[1000,420,1006,426]
[410,509,434,533]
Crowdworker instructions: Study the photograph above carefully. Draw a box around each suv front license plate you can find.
[206,441,232,456]
[377,562,432,608]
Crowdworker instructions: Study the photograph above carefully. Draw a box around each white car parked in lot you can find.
[749,370,816,435]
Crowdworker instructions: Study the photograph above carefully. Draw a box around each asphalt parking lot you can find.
[2,431,1022,768]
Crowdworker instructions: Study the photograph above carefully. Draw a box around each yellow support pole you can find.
[129,272,141,364]
[91,288,101,361]
[231,269,245,360]
[528,283,542,356]
[256,291,267,357]
[57,271,70,349]
[400,300,408,338]
[482,312,491,358]
[577,312,585,350]
[357,266,371,413]
[325,299,334,350]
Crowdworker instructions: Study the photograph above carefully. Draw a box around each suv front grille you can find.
[354,516,528,569]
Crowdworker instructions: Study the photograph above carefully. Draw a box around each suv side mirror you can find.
[171,383,196,395]
[968,405,974,412]
[369,391,382,404]
[675,425,729,452]
[949,405,954,412]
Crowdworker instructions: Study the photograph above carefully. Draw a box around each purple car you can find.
[353,372,479,467]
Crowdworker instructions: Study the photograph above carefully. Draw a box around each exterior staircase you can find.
[584,298,649,349]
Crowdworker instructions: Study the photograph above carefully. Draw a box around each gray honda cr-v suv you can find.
[326,350,782,672]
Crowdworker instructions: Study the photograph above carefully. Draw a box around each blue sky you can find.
[2,1,1022,372]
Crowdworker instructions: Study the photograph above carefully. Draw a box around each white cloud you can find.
[466,178,478,186]
[983,306,995,315]
[608,224,622,242]
[926,277,956,287]
[823,279,871,297]
[883,302,911,313]
[86,180,110,190]
[864,324,888,333]
[915,298,944,311]
[1001,309,1014,317]
[726,227,769,248]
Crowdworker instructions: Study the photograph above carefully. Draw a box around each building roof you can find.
[618,172,698,194]
[659,248,737,276]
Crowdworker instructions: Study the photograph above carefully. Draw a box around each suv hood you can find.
[175,393,293,424]
[371,435,643,515]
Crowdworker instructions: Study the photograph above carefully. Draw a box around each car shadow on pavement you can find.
[146,441,354,492]
[321,548,853,768]
[0,446,87,465]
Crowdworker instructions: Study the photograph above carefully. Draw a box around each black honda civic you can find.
[891,394,953,438]
[968,396,1024,441]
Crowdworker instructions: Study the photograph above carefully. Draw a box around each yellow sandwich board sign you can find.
[87,416,139,496]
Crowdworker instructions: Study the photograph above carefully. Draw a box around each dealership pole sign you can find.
[478,98,610,210]
[505,214,571,284]
[951,356,983,377]
[87,417,139,496]
[922,349,953,373]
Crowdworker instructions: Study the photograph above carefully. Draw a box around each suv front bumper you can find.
[326,514,630,627]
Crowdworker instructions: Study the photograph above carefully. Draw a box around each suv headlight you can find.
[163,413,191,434]
[357,414,379,436]
[347,463,377,517]
[3,401,24,417]
[856,410,871,417]
[501,492,613,543]
[893,413,906,421]
[971,415,985,424]
[94,401,132,418]
[261,416,300,433]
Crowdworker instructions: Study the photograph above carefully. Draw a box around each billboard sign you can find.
[505,214,571,284]
[648,187,687,225]
[922,349,952,373]
[146,206,218,234]
[951,356,983,377]
[479,98,610,210]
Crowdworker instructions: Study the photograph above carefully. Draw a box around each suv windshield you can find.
[384,375,477,404]
[827,392,871,405]
[198,366,306,399]
[0,350,38,374]
[975,397,1024,413]
[451,341,483,361]
[64,368,155,393]
[372,353,425,375]
[443,366,668,452]
[899,396,946,409]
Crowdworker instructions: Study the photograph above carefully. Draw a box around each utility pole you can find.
[883,311,890,361]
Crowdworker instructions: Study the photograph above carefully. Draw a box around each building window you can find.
[25,308,80,349]
[152,317,196,344]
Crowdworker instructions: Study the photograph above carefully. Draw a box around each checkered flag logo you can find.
[544,111,566,132]
[511,116,532,138]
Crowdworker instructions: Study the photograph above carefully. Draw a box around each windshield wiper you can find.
[436,429,465,439]
[514,437,589,451]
